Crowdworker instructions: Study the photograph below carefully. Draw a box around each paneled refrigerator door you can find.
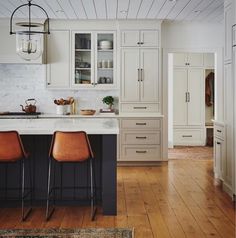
[173,68,188,126]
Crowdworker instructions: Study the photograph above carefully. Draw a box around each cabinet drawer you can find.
[214,124,225,139]
[121,103,159,113]
[121,131,160,145]
[121,145,161,161]
[174,129,204,145]
[121,119,161,130]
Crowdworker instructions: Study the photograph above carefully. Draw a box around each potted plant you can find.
[102,96,114,110]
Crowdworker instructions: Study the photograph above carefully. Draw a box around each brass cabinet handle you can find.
[136,150,147,153]
[136,123,147,125]
[133,107,147,109]
[138,69,140,81]
[217,130,222,133]
[217,142,221,145]
[182,135,192,137]
[185,92,188,102]
[136,136,147,139]
[188,92,190,102]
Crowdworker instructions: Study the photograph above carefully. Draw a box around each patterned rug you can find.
[0,228,134,238]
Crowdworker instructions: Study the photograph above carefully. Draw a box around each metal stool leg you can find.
[46,157,55,221]
[90,158,97,221]
[21,158,32,221]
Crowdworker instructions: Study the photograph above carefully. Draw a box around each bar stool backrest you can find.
[0,131,26,162]
[50,131,94,162]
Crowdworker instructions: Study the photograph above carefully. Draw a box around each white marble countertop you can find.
[0,118,119,135]
[38,113,164,118]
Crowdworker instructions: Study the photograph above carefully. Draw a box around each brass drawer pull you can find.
[182,135,192,138]
[217,130,222,133]
[136,150,147,153]
[136,123,147,126]
[136,136,147,139]
[217,142,221,145]
[133,107,147,109]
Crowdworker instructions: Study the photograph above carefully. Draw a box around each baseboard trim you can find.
[223,182,233,199]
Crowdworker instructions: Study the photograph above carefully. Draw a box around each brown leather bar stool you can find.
[0,131,32,221]
[46,131,97,221]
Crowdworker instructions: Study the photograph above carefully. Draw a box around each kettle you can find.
[20,98,37,113]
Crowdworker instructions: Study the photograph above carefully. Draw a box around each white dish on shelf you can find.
[98,40,113,50]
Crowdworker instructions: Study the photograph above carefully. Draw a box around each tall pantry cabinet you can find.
[119,25,163,162]
[173,53,205,146]
[120,30,160,113]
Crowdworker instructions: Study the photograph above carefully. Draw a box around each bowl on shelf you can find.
[80,109,96,116]
[98,40,113,49]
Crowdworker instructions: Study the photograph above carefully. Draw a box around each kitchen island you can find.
[0,118,119,215]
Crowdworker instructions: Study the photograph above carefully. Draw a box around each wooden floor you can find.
[0,147,235,238]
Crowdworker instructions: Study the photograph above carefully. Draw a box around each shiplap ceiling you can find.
[0,0,224,22]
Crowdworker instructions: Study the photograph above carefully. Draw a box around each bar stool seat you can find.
[46,131,97,221]
[0,131,32,221]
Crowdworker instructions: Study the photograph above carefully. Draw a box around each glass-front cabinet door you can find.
[71,31,115,89]
[95,32,116,88]
[72,32,94,88]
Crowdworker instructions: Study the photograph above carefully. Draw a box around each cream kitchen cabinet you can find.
[121,30,159,47]
[204,53,215,68]
[121,48,159,106]
[46,30,70,88]
[173,53,204,67]
[173,64,205,146]
[71,31,116,89]
[224,1,233,63]
[173,68,204,126]
[119,118,162,162]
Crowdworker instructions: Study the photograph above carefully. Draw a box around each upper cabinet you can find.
[224,2,233,63]
[71,31,116,89]
[121,30,159,47]
[46,30,70,89]
[173,53,204,67]
[0,20,45,64]
[46,30,116,89]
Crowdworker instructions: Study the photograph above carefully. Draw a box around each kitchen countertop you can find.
[0,118,119,135]
[38,113,164,118]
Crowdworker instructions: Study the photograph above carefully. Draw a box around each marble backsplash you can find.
[0,64,119,114]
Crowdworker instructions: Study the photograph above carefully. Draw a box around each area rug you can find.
[0,228,134,238]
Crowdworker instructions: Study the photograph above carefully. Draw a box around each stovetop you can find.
[0,112,41,119]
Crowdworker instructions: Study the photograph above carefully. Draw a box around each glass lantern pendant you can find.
[10,0,50,61]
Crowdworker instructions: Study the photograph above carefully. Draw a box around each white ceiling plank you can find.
[19,0,42,18]
[214,13,223,23]
[42,0,67,19]
[33,0,57,19]
[117,0,130,19]
[166,0,191,20]
[106,0,117,19]
[127,0,142,19]
[146,0,166,19]
[184,0,214,21]
[137,0,153,19]
[94,0,107,19]
[174,0,203,21]
[69,0,87,19]
[203,3,223,22]
[193,0,222,21]
[82,0,97,19]
[157,0,177,19]
[57,0,77,19]
[0,0,25,18]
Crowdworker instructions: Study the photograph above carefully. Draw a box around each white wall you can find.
[161,21,224,157]
[0,64,119,113]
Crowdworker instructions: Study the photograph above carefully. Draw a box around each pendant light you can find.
[10,0,50,61]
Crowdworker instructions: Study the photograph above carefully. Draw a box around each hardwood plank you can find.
[0,147,235,238]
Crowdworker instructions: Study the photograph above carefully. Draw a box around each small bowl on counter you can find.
[79,109,96,116]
